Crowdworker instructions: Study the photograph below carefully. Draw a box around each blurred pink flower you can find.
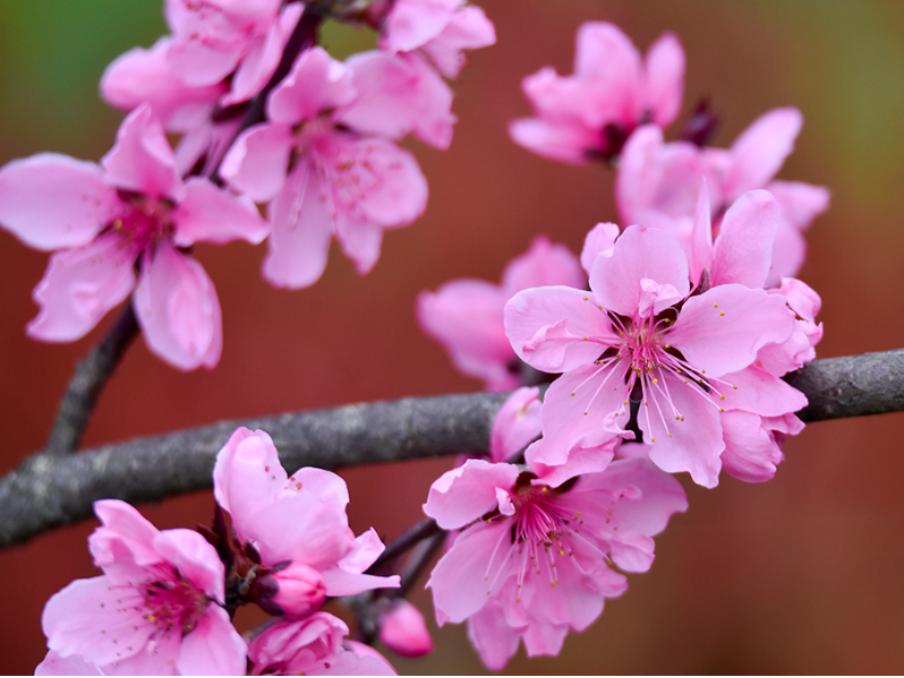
[213,427,400,600]
[221,47,429,288]
[417,237,584,390]
[378,0,496,78]
[379,599,433,658]
[39,500,245,675]
[248,612,396,675]
[510,22,684,163]
[617,110,830,284]
[0,104,266,370]
[424,456,686,670]
[505,221,805,487]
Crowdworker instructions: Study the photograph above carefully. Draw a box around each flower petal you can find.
[267,46,356,124]
[176,606,247,676]
[724,108,802,198]
[220,122,293,202]
[134,242,222,370]
[423,459,519,530]
[27,234,136,342]
[710,189,780,288]
[0,153,118,250]
[643,32,684,126]
[173,177,268,246]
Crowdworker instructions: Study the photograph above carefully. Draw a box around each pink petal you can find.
[42,576,152,666]
[267,46,356,124]
[339,641,398,675]
[489,387,542,463]
[720,411,783,483]
[0,153,118,250]
[427,521,508,623]
[643,32,685,126]
[668,284,795,378]
[466,604,520,671]
[36,652,101,675]
[641,372,725,488]
[416,281,513,389]
[522,622,568,659]
[220,122,293,202]
[172,177,267,246]
[336,528,386,574]
[421,5,496,79]
[719,366,807,416]
[176,606,247,676]
[579,222,619,275]
[27,234,136,342]
[423,459,519,530]
[689,179,713,286]
[508,117,598,165]
[589,224,690,317]
[320,569,400,597]
[212,427,287,529]
[337,51,455,150]
[134,242,222,370]
[379,600,433,658]
[710,189,780,288]
[100,38,224,132]
[101,104,184,201]
[724,107,802,198]
[504,285,617,373]
[768,180,830,230]
[89,499,160,568]
[574,23,642,105]
[262,163,334,289]
[152,529,225,600]
[383,0,459,52]
[501,236,584,295]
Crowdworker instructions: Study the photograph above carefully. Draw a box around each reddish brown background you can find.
[2,0,904,674]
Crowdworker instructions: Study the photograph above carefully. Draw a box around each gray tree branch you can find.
[3,350,903,548]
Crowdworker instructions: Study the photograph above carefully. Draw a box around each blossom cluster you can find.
[37,428,401,675]
[417,21,826,669]
[0,0,494,370]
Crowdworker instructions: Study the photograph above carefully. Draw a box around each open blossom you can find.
[248,612,396,675]
[38,500,245,675]
[0,104,266,370]
[221,47,429,288]
[375,0,496,79]
[617,109,830,283]
[424,456,687,670]
[213,427,400,604]
[417,237,584,389]
[510,22,684,164]
[505,200,816,487]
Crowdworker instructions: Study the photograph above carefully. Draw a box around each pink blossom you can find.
[378,599,433,658]
[377,0,496,79]
[417,237,584,389]
[39,499,246,675]
[424,456,687,669]
[488,386,542,463]
[505,222,805,487]
[510,22,684,163]
[0,104,266,370]
[163,0,302,106]
[617,110,830,283]
[221,47,429,288]
[248,612,396,675]
[213,427,400,601]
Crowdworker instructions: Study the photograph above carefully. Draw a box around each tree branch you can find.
[3,350,903,548]
[44,305,139,455]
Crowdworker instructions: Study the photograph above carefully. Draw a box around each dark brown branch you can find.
[44,305,139,455]
[3,350,903,548]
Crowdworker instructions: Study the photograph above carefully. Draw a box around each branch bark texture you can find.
[3,350,903,548]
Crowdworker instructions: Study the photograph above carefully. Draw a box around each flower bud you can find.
[379,600,433,658]
[256,562,326,618]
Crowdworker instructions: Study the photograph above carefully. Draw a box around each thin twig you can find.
[44,305,139,455]
[369,519,441,575]
[2,350,903,548]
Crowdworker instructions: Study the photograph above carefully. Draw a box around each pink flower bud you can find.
[379,600,433,658]
[259,562,326,618]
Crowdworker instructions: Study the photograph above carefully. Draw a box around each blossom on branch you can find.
[39,500,246,675]
[510,21,685,163]
[417,237,584,389]
[424,455,686,669]
[0,104,266,370]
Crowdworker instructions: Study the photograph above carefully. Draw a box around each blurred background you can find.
[1,0,904,673]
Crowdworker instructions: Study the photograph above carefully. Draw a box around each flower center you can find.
[142,567,209,636]
[112,198,172,255]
